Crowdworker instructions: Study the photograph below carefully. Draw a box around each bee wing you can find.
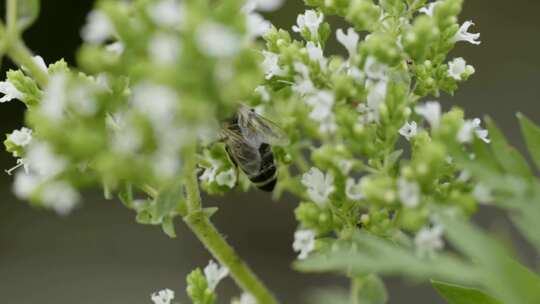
[237,106,289,147]
[222,128,262,176]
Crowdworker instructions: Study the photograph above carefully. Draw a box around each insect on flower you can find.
[220,105,289,192]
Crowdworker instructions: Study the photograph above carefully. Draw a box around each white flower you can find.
[149,33,181,65]
[25,142,66,178]
[246,12,271,38]
[419,2,439,16]
[245,0,284,12]
[457,118,490,143]
[261,51,287,79]
[292,10,324,39]
[397,178,420,208]
[454,21,481,45]
[473,183,493,204]
[196,22,241,58]
[41,181,80,215]
[399,121,418,141]
[301,167,335,207]
[199,157,222,184]
[348,66,365,83]
[364,56,388,81]
[13,172,40,199]
[293,229,316,260]
[8,127,33,147]
[305,91,336,133]
[204,260,229,291]
[448,57,475,81]
[345,178,364,201]
[81,10,114,44]
[151,289,175,304]
[415,101,441,129]
[70,85,98,116]
[415,224,444,258]
[358,79,388,125]
[306,42,327,70]
[40,73,67,120]
[131,82,178,127]
[0,80,24,103]
[292,62,315,96]
[148,0,185,29]
[255,86,270,102]
[239,292,257,304]
[336,28,359,59]
[216,168,237,189]
[105,41,124,55]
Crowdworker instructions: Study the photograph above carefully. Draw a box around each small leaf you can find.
[153,180,185,220]
[432,280,502,304]
[353,274,388,304]
[17,0,41,31]
[161,216,176,238]
[118,183,134,209]
[517,113,540,171]
[485,117,532,178]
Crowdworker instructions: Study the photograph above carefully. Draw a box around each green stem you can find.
[182,154,279,304]
[6,40,48,87]
[3,0,48,87]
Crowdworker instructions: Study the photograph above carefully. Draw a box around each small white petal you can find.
[293,229,316,260]
[261,51,287,79]
[306,42,327,70]
[397,178,420,208]
[148,0,185,29]
[346,178,364,201]
[301,167,335,207]
[246,12,271,38]
[41,181,80,215]
[292,10,324,39]
[415,101,441,129]
[216,168,237,189]
[0,81,24,103]
[448,57,469,81]
[473,183,493,204]
[204,260,229,291]
[196,22,241,58]
[81,10,114,44]
[457,118,490,144]
[151,289,175,304]
[105,41,124,55]
[40,73,68,120]
[399,121,418,141]
[415,224,444,258]
[336,28,359,58]
[239,292,257,304]
[364,56,388,81]
[149,33,181,65]
[454,20,481,45]
[419,2,439,16]
[8,127,33,147]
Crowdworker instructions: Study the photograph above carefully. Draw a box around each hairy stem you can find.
[182,155,279,304]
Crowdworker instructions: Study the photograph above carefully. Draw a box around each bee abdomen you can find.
[249,143,278,192]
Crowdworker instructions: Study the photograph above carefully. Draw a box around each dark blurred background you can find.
[0,1,539,303]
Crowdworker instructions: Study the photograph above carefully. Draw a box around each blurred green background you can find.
[0,1,539,303]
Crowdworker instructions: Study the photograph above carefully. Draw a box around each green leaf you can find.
[161,216,176,238]
[153,180,185,220]
[432,281,502,304]
[486,117,533,178]
[353,274,388,304]
[17,0,40,31]
[517,113,540,171]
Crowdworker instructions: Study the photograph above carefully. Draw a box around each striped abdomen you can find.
[248,143,277,192]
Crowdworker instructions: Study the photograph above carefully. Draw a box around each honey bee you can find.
[221,105,289,192]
